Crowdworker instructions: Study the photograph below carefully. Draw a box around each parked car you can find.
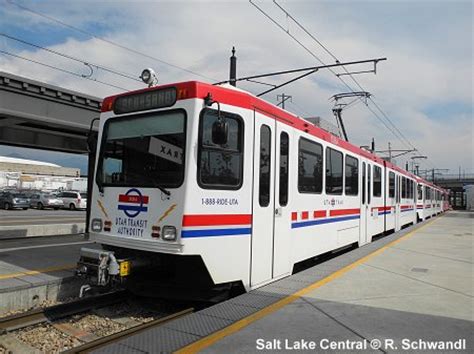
[0,191,30,210]
[30,192,64,210]
[57,191,88,210]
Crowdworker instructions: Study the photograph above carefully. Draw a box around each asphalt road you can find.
[0,208,86,226]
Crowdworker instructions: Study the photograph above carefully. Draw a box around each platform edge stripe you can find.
[182,214,252,227]
[0,264,76,280]
[174,216,440,354]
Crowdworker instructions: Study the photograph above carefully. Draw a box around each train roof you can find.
[101,81,447,193]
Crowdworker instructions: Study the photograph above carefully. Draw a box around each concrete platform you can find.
[0,209,86,238]
[0,223,86,238]
[94,211,473,353]
[0,234,97,314]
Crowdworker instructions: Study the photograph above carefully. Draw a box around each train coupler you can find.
[76,247,131,288]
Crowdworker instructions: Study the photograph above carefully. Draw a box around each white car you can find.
[57,191,88,210]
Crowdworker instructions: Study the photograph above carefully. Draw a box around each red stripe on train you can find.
[182,214,252,227]
[118,195,149,204]
[313,210,326,218]
[329,208,360,216]
[377,206,392,211]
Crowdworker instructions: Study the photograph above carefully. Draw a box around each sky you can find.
[0,0,472,176]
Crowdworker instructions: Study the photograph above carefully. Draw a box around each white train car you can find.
[80,81,447,294]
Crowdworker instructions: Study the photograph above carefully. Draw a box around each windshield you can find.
[97,110,186,188]
[80,193,88,198]
[13,193,27,198]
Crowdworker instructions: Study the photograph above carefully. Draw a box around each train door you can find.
[414,182,418,224]
[360,161,369,245]
[394,175,401,231]
[251,115,276,287]
[272,124,291,279]
[366,163,372,241]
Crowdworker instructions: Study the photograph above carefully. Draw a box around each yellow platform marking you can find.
[176,217,439,353]
[157,204,177,224]
[0,264,76,280]
[97,200,109,219]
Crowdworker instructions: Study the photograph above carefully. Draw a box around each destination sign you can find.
[113,87,177,114]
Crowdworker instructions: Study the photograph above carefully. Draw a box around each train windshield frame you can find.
[96,109,187,189]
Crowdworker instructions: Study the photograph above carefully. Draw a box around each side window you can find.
[279,132,289,206]
[417,184,423,200]
[401,177,406,199]
[389,172,395,198]
[345,155,358,196]
[326,147,343,195]
[198,109,243,189]
[373,166,382,197]
[298,138,323,193]
[259,125,271,207]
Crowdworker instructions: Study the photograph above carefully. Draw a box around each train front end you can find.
[77,81,234,296]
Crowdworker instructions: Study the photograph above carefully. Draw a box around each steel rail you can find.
[0,291,127,333]
[63,307,194,354]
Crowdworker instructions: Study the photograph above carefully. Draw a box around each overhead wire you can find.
[0,33,141,83]
[274,0,434,168]
[253,0,434,170]
[250,0,409,148]
[5,0,218,82]
[0,49,128,90]
[272,0,417,150]
[270,0,415,151]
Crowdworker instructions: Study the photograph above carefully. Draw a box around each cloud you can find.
[0,0,472,173]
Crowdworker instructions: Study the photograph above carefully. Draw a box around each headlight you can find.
[162,225,176,241]
[91,218,103,232]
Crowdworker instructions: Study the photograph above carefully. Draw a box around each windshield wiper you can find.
[97,178,104,193]
[154,182,171,197]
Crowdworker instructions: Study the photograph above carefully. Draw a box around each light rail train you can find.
[77,80,449,296]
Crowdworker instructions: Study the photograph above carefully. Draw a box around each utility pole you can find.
[418,168,449,182]
[375,145,416,163]
[277,93,292,109]
[411,155,427,175]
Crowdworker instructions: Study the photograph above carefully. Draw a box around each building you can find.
[0,155,86,191]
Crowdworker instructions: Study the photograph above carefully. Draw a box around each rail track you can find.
[0,291,127,334]
[0,291,194,353]
[63,308,193,354]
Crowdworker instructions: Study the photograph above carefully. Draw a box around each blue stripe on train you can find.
[181,227,252,238]
[291,214,360,229]
[118,204,148,212]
